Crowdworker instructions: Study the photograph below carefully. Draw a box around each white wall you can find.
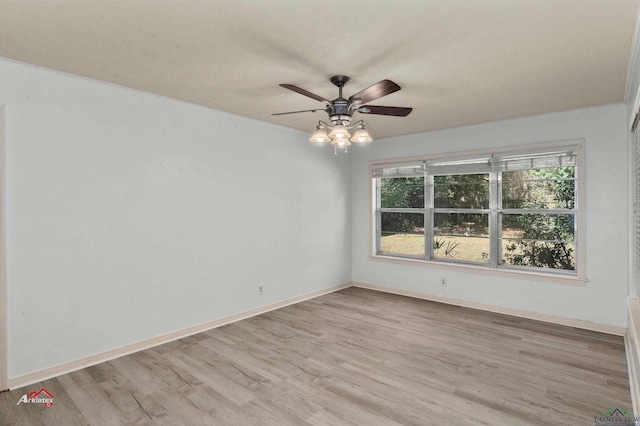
[627,10,640,125]
[351,103,629,327]
[0,58,352,378]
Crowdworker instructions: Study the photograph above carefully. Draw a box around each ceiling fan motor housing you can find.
[328,98,354,124]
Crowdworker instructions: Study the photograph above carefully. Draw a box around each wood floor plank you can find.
[0,287,632,425]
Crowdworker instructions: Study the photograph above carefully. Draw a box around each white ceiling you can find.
[1,0,638,139]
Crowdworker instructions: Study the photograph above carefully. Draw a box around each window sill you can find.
[368,254,587,286]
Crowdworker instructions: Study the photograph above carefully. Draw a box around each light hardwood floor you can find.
[0,287,632,425]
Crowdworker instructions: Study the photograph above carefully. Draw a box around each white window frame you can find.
[369,140,587,285]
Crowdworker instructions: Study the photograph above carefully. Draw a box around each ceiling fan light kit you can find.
[274,75,412,154]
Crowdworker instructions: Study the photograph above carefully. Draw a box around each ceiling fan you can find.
[273,75,412,153]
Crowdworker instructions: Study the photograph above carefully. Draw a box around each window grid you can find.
[373,147,580,275]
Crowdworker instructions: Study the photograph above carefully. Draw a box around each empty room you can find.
[2,0,640,424]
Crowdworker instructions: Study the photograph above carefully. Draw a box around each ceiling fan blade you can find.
[349,80,401,104]
[272,108,325,116]
[279,84,330,102]
[359,105,413,117]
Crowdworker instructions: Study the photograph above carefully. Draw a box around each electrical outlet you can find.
[258,285,264,295]
[440,277,447,287]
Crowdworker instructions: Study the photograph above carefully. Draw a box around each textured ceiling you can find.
[0,0,638,140]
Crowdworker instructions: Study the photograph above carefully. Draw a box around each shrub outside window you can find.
[372,143,583,277]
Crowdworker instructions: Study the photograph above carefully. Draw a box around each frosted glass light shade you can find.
[328,124,351,139]
[331,137,351,146]
[350,128,373,143]
[309,127,330,143]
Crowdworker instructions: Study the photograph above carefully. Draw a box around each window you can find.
[372,142,584,278]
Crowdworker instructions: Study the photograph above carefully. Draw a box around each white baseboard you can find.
[626,297,640,416]
[352,281,626,336]
[9,280,628,390]
[8,282,351,390]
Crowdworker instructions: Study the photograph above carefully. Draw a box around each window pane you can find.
[380,212,424,257]
[502,167,575,209]
[434,174,490,208]
[433,213,489,263]
[381,177,424,208]
[501,213,575,270]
